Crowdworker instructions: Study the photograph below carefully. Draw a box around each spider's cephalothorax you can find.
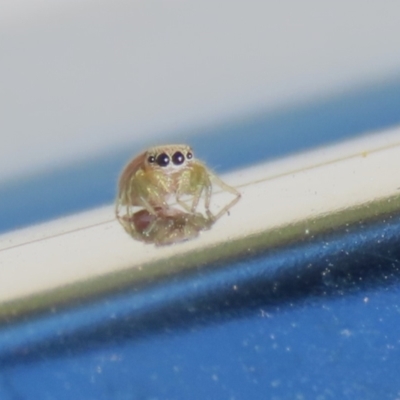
[116,144,240,227]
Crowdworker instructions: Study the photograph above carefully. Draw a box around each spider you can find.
[115,144,241,223]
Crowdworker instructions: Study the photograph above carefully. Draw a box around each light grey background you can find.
[2,1,400,182]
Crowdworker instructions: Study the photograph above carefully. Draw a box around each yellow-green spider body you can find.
[116,144,241,223]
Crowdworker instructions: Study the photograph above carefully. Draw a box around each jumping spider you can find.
[116,144,241,237]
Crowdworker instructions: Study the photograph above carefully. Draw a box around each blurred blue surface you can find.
[1,78,400,233]
[2,78,400,399]
[1,212,400,399]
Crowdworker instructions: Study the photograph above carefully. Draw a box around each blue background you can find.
[1,77,400,399]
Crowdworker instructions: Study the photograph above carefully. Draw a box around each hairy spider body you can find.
[116,144,240,222]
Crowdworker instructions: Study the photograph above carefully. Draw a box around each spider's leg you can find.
[207,170,241,220]
[209,171,241,197]
[189,184,205,213]
[176,195,192,212]
[211,194,241,221]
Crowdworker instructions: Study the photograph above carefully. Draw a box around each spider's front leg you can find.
[176,162,212,215]
[117,173,170,222]
[206,169,241,221]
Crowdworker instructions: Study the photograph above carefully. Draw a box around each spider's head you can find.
[145,144,194,171]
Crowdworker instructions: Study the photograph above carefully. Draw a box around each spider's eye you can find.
[156,153,170,167]
[186,152,193,160]
[147,155,155,163]
[172,151,185,165]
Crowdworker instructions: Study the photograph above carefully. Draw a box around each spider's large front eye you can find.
[156,153,170,167]
[172,151,185,165]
